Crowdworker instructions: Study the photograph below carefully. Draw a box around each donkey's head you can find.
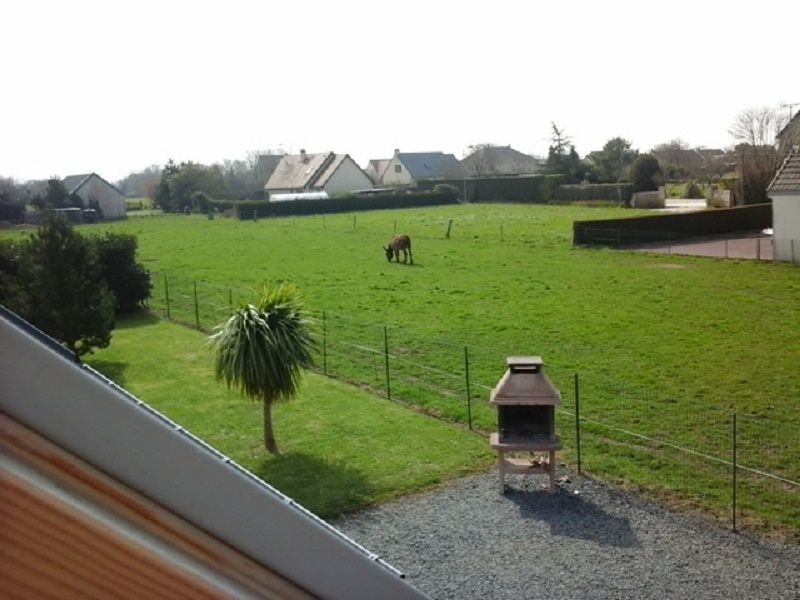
[383,246,393,261]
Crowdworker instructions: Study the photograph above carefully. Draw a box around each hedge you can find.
[554,183,633,205]
[573,203,772,246]
[210,191,459,219]
[417,175,562,204]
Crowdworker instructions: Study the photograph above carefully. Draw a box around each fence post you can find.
[445,219,453,239]
[575,373,582,475]
[383,325,391,400]
[228,288,233,313]
[193,281,200,329]
[164,273,171,320]
[353,215,357,232]
[500,224,504,242]
[464,346,473,430]
[322,311,328,376]
[732,412,738,533]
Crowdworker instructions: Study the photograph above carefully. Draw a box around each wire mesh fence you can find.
[147,271,800,541]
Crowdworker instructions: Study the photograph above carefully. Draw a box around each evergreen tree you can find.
[630,155,663,191]
[16,214,115,355]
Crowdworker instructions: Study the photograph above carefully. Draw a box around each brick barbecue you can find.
[489,356,562,493]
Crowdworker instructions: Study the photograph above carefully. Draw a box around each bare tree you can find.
[728,106,788,147]
[463,143,495,177]
[729,106,787,204]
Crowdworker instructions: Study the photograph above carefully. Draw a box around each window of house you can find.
[394,164,402,173]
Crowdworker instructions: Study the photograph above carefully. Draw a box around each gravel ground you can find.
[334,466,800,600]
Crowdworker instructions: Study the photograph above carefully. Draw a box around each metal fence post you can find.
[164,273,171,320]
[575,373,582,475]
[464,346,473,430]
[383,325,391,400]
[322,311,328,376]
[193,281,200,329]
[732,412,738,533]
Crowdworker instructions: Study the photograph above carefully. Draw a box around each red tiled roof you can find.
[768,148,800,193]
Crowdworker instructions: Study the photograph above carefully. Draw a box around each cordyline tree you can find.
[209,284,317,454]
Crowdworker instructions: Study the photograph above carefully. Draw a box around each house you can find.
[767,145,800,262]
[254,154,284,188]
[62,173,126,219]
[0,306,426,599]
[365,159,391,184]
[264,151,373,197]
[461,145,542,177]
[380,150,468,187]
[776,109,800,160]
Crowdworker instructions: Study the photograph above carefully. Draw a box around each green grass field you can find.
[5,203,798,534]
[88,313,493,518]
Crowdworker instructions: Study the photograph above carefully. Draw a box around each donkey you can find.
[384,234,413,265]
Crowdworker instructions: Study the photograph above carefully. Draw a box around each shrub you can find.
[685,181,705,199]
[94,233,152,313]
[630,155,662,192]
[191,191,212,214]
[433,183,460,195]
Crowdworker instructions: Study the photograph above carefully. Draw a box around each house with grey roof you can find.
[381,150,468,187]
[767,145,800,262]
[0,306,427,599]
[264,151,373,197]
[62,173,126,219]
[461,145,542,177]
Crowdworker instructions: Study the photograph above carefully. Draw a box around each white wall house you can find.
[264,151,372,197]
[767,147,800,262]
[62,173,126,219]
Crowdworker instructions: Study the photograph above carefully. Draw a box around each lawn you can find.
[87,313,494,518]
[5,203,799,534]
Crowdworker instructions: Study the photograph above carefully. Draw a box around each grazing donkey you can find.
[384,234,413,264]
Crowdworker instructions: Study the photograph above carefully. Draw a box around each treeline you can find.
[0,215,151,355]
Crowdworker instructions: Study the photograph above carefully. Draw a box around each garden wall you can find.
[573,203,772,246]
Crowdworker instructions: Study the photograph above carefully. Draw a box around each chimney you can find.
[300,149,308,163]
[394,148,400,158]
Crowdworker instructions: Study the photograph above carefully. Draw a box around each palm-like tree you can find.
[209,284,316,454]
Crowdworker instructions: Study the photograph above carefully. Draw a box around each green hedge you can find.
[417,175,562,203]
[554,183,633,205]
[211,191,459,219]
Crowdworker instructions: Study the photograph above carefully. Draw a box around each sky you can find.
[1,0,798,183]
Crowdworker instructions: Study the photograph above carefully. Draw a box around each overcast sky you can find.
[1,0,798,183]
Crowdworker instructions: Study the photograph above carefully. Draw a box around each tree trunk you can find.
[262,400,279,455]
